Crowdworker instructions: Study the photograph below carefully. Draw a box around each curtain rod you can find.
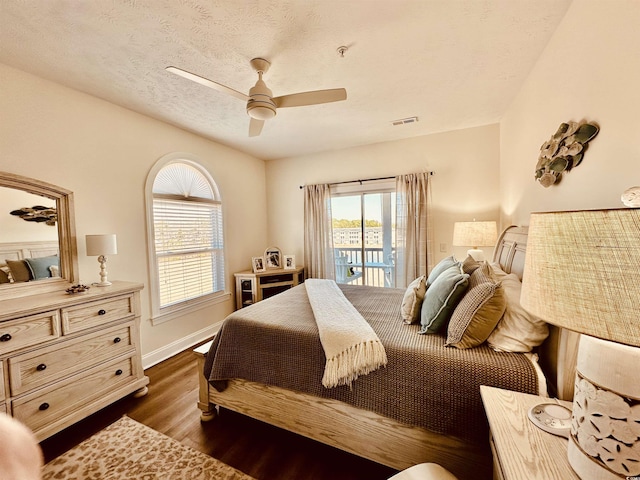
[298,171,434,189]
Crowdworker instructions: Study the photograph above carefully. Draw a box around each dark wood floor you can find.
[39,341,398,480]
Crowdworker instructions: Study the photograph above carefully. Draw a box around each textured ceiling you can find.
[0,0,572,161]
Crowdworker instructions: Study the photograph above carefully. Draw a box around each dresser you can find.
[0,281,149,441]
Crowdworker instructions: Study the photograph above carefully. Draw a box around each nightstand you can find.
[480,386,579,480]
[234,266,304,309]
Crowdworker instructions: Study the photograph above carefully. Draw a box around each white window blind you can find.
[153,197,224,308]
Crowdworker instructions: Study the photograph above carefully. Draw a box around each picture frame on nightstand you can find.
[264,247,281,269]
[252,256,265,273]
[284,254,296,270]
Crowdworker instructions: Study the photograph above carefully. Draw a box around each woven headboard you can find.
[492,225,578,401]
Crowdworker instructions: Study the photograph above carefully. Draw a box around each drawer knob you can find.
[113,337,121,344]
[36,363,47,371]
[0,333,12,342]
[115,369,123,376]
[39,402,50,411]
[98,309,106,315]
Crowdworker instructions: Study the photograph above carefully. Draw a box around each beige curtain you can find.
[303,184,335,279]
[394,173,433,288]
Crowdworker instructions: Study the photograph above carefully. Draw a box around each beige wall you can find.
[266,124,501,265]
[3,0,638,365]
[0,63,268,365]
[1,189,58,242]
[500,0,640,226]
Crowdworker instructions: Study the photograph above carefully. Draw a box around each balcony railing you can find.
[334,246,395,288]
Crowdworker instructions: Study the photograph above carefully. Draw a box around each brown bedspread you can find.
[203,283,539,443]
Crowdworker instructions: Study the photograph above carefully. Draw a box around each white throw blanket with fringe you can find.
[305,279,388,388]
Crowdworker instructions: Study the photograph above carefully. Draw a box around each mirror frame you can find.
[0,171,78,301]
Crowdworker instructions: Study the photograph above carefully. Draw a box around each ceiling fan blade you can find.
[166,66,249,102]
[248,118,264,137]
[273,88,347,108]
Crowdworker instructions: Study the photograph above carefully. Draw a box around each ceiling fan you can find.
[166,58,347,137]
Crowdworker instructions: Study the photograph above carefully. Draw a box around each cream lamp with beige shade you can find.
[521,208,640,480]
[85,234,118,286]
[452,221,498,261]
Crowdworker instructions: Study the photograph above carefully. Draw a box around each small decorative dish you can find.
[66,284,91,294]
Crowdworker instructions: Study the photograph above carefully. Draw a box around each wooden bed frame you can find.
[195,226,578,479]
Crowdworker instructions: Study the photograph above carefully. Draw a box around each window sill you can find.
[151,291,232,326]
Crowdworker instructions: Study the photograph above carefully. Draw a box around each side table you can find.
[480,385,579,480]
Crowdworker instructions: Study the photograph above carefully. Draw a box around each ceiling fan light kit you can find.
[246,61,277,120]
[166,57,346,137]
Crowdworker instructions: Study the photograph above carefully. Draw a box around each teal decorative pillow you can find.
[25,255,59,280]
[426,255,460,286]
[419,265,470,334]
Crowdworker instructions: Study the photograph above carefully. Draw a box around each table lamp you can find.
[85,234,117,286]
[521,208,640,480]
[452,220,497,261]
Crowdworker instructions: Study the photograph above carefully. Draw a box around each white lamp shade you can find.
[452,221,498,248]
[86,234,118,256]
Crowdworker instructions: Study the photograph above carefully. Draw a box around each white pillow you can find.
[400,275,427,324]
[49,265,60,277]
[487,272,549,352]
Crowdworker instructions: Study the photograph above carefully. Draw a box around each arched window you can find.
[146,154,226,323]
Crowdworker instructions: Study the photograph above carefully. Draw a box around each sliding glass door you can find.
[331,191,395,288]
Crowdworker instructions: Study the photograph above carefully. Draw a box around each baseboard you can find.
[141,322,222,369]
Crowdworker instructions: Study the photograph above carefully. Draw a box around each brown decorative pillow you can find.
[446,263,506,349]
[0,267,10,284]
[5,259,32,283]
[461,255,483,275]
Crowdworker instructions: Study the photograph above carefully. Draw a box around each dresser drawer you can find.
[0,311,60,355]
[8,322,136,396]
[12,354,136,432]
[61,294,135,334]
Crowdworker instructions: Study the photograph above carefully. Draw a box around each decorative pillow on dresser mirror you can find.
[25,255,59,280]
[446,262,506,349]
[5,259,32,283]
[0,267,10,283]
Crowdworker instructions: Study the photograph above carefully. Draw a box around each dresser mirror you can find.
[0,171,78,301]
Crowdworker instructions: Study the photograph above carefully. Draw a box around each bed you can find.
[0,240,59,283]
[198,226,578,479]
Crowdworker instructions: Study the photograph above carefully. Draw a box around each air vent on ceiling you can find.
[392,116,419,126]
